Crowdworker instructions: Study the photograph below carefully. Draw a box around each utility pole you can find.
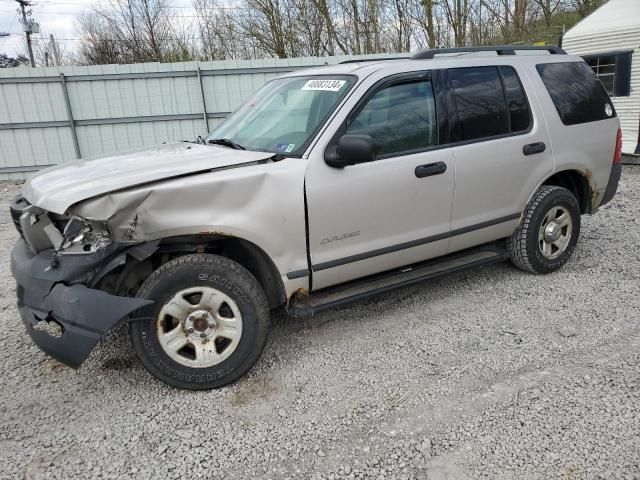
[50,34,60,66]
[16,0,35,67]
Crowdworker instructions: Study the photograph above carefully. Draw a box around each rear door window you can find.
[536,61,615,125]
[449,66,509,141]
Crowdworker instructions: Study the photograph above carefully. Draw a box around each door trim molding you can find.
[311,212,521,272]
[287,269,311,280]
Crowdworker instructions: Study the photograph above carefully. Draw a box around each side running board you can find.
[288,244,509,318]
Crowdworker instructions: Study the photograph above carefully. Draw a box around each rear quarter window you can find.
[536,62,615,126]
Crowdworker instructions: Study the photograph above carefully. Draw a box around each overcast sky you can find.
[0,0,195,58]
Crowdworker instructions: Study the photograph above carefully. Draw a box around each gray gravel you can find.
[1,167,640,480]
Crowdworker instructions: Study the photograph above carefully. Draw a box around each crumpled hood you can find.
[22,142,274,214]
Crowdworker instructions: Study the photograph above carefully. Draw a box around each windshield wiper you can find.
[207,138,246,150]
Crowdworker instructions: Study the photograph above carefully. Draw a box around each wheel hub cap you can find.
[544,222,562,242]
[538,205,573,260]
[155,286,243,368]
[185,310,217,338]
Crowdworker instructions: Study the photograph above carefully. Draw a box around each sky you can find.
[0,0,195,59]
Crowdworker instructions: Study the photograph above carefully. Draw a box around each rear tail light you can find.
[613,128,623,164]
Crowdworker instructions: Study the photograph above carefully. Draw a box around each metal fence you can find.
[0,54,402,179]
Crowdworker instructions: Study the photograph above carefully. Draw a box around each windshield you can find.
[206,75,356,156]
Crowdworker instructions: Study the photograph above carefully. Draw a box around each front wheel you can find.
[129,254,269,390]
[507,185,581,274]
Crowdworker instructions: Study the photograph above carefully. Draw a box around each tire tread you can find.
[506,185,569,274]
[131,253,269,390]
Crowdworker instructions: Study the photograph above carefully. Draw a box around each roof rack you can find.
[411,45,566,60]
[339,57,410,64]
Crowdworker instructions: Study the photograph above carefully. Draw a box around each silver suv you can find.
[10,46,623,389]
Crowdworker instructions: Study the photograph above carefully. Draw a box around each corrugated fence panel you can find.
[0,127,75,169]
[0,53,405,179]
[78,119,205,159]
[0,81,67,124]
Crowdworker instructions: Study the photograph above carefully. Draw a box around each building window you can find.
[584,51,633,97]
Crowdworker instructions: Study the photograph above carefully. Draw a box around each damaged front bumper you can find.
[11,239,152,368]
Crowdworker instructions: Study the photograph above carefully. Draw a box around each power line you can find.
[33,0,239,8]
[8,30,215,41]
[16,34,213,42]
[2,0,252,18]
[1,10,18,31]
[0,9,241,18]
[0,12,18,49]
[0,4,248,14]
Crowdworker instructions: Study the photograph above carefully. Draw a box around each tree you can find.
[31,30,72,66]
[310,0,347,55]
[422,0,436,48]
[409,0,443,49]
[73,0,605,65]
[241,0,294,58]
[0,53,29,68]
[443,0,471,47]
[77,0,194,65]
[77,13,123,65]
[570,0,602,18]
[531,0,563,28]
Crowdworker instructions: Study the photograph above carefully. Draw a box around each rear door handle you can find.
[523,142,546,156]
[415,161,447,178]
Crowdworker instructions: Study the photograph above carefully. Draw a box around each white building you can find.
[562,0,640,156]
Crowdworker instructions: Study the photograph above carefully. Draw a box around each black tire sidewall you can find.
[526,190,581,274]
[130,256,268,390]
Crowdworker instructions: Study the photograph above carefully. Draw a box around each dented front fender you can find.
[70,158,310,296]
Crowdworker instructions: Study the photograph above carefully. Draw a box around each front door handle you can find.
[415,161,447,178]
[523,142,546,156]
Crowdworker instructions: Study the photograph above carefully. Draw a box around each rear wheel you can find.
[129,254,269,390]
[507,185,581,274]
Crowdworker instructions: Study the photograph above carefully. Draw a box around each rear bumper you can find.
[11,239,152,368]
[599,164,622,208]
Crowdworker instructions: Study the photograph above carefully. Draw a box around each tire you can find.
[506,185,581,274]
[129,254,269,390]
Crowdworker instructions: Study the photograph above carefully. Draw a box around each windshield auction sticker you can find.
[302,79,346,92]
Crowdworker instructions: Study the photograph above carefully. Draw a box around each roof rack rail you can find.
[339,57,409,64]
[411,45,566,60]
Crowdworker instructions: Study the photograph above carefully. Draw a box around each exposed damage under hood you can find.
[12,142,309,294]
[22,142,276,214]
[66,158,309,277]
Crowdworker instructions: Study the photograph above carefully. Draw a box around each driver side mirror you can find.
[325,134,377,168]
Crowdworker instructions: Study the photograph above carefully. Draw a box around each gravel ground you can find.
[1,167,639,480]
